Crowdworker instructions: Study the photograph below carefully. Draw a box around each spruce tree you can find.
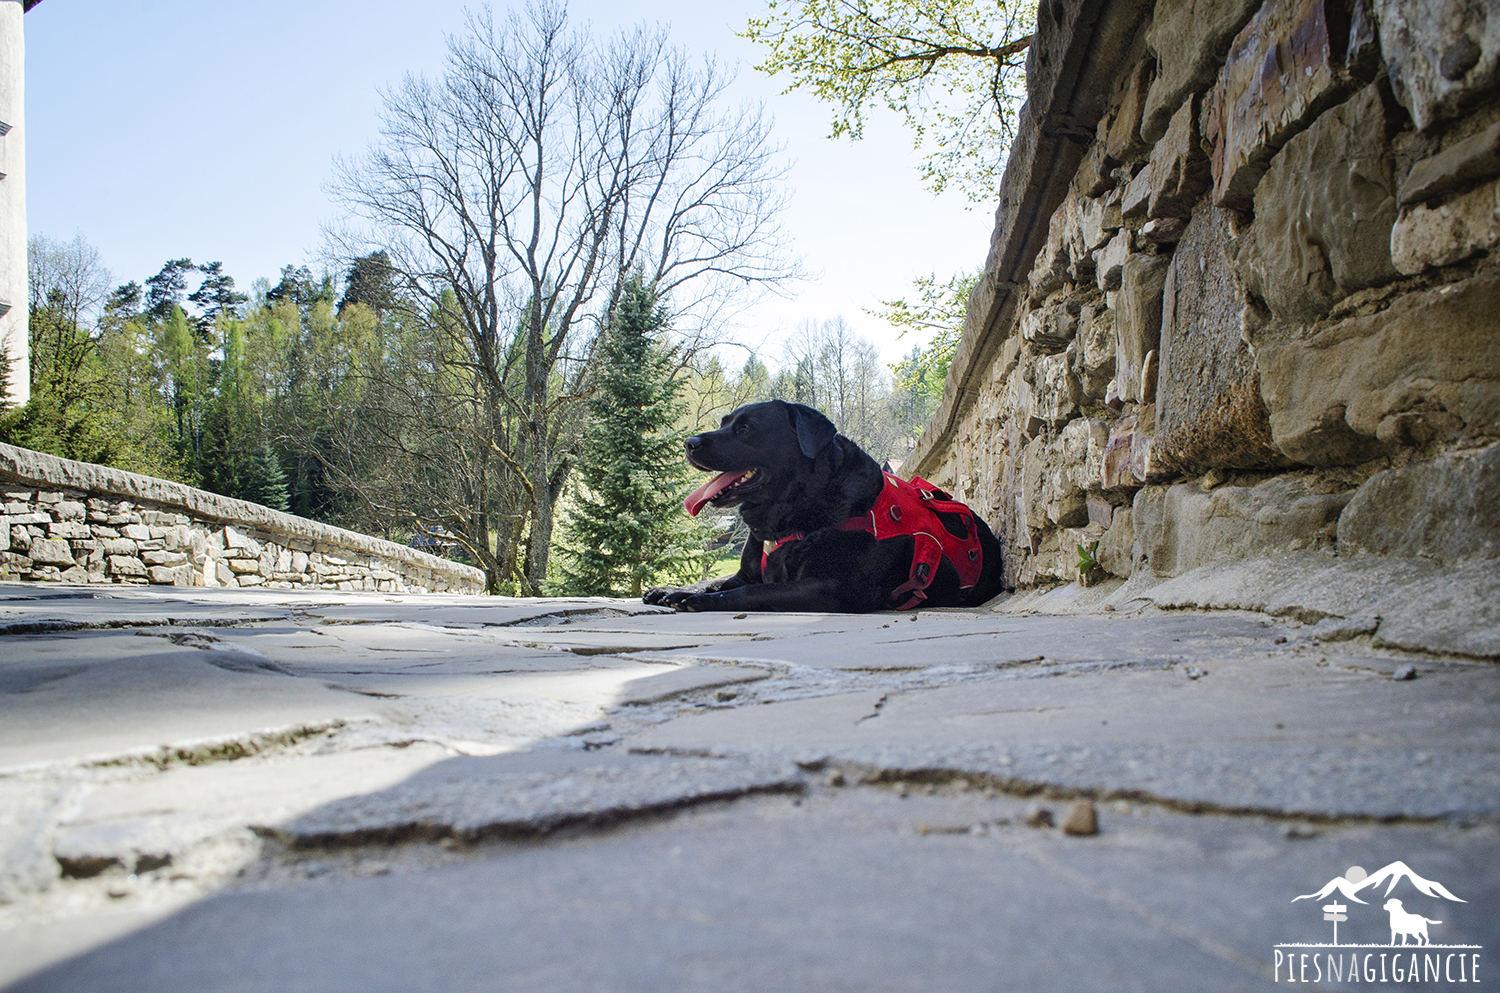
[560,277,702,596]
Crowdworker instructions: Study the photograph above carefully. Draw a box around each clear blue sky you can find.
[24,0,995,364]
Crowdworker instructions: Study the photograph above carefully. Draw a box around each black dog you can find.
[643,400,1004,612]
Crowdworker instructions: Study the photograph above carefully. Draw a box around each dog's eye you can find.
[732,421,750,437]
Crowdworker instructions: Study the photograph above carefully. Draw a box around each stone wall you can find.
[0,442,485,593]
[910,0,1500,589]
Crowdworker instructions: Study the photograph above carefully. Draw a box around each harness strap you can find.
[759,473,983,610]
[761,516,871,571]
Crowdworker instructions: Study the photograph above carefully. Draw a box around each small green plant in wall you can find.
[1076,540,1102,587]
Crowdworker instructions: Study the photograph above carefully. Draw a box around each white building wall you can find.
[0,1,27,408]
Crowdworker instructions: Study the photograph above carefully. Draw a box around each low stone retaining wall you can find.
[0,443,485,593]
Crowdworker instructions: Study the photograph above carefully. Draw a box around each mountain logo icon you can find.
[1292,861,1467,907]
[1274,860,1482,984]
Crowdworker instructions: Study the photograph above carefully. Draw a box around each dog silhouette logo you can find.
[1274,860,1482,983]
[1383,898,1442,946]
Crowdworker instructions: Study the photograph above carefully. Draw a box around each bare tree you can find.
[327,1,795,592]
[780,316,903,461]
[27,233,111,338]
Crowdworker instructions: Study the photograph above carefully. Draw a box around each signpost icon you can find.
[1324,902,1348,945]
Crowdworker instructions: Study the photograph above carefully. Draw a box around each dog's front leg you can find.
[644,539,766,606]
[676,577,850,613]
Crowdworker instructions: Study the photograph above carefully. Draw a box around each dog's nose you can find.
[685,436,702,454]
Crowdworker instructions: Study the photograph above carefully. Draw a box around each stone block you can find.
[6,513,49,526]
[1114,254,1171,403]
[1148,95,1211,219]
[1096,505,1135,576]
[121,524,151,541]
[1094,231,1131,290]
[46,521,91,540]
[29,539,75,566]
[1086,494,1115,528]
[292,550,310,573]
[227,558,264,575]
[141,549,188,567]
[1102,414,1143,491]
[1233,84,1399,323]
[1049,483,1089,528]
[1400,121,1500,206]
[1120,168,1152,222]
[1029,353,1081,425]
[1021,299,1080,352]
[0,525,7,553]
[1046,194,1083,269]
[107,555,148,577]
[1142,0,1262,143]
[1390,176,1500,275]
[60,566,88,584]
[1337,445,1500,562]
[54,501,86,521]
[36,491,62,504]
[9,525,30,551]
[237,574,266,587]
[100,538,136,556]
[1079,190,1122,251]
[1154,207,1282,474]
[1378,0,1500,131]
[1074,142,1117,198]
[1143,475,1352,577]
[1104,55,1154,163]
[1255,269,1500,465]
[1075,305,1117,399]
[148,565,194,586]
[1140,217,1188,243]
[223,526,262,557]
[1208,0,1355,210]
[1061,417,1111,492]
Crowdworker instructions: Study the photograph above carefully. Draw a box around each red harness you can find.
[762,473,986,609]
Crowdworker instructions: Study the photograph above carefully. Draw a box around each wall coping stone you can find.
[908,0,1152,478]
[0,442,485,589]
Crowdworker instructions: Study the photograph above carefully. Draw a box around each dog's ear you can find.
[786,403,837,459]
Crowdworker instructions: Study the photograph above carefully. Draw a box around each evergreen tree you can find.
[188,261,248,330]
[559,277,703,596]
[144,259,196,322]
[338,251,399,317]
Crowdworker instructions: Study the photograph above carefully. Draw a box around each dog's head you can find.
[1384,899,1403,911]
[682,400,838,516]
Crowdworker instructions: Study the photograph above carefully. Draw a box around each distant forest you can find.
[8,234,941,595]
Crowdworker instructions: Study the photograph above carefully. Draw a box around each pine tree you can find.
[241,443,291,512]
[559,277,703,597]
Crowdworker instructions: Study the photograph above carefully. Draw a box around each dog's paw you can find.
[644,586,695,607]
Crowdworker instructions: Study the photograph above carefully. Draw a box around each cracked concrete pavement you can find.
[1,575,1497,991]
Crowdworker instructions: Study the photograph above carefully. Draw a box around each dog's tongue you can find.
[684,470,749,517]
